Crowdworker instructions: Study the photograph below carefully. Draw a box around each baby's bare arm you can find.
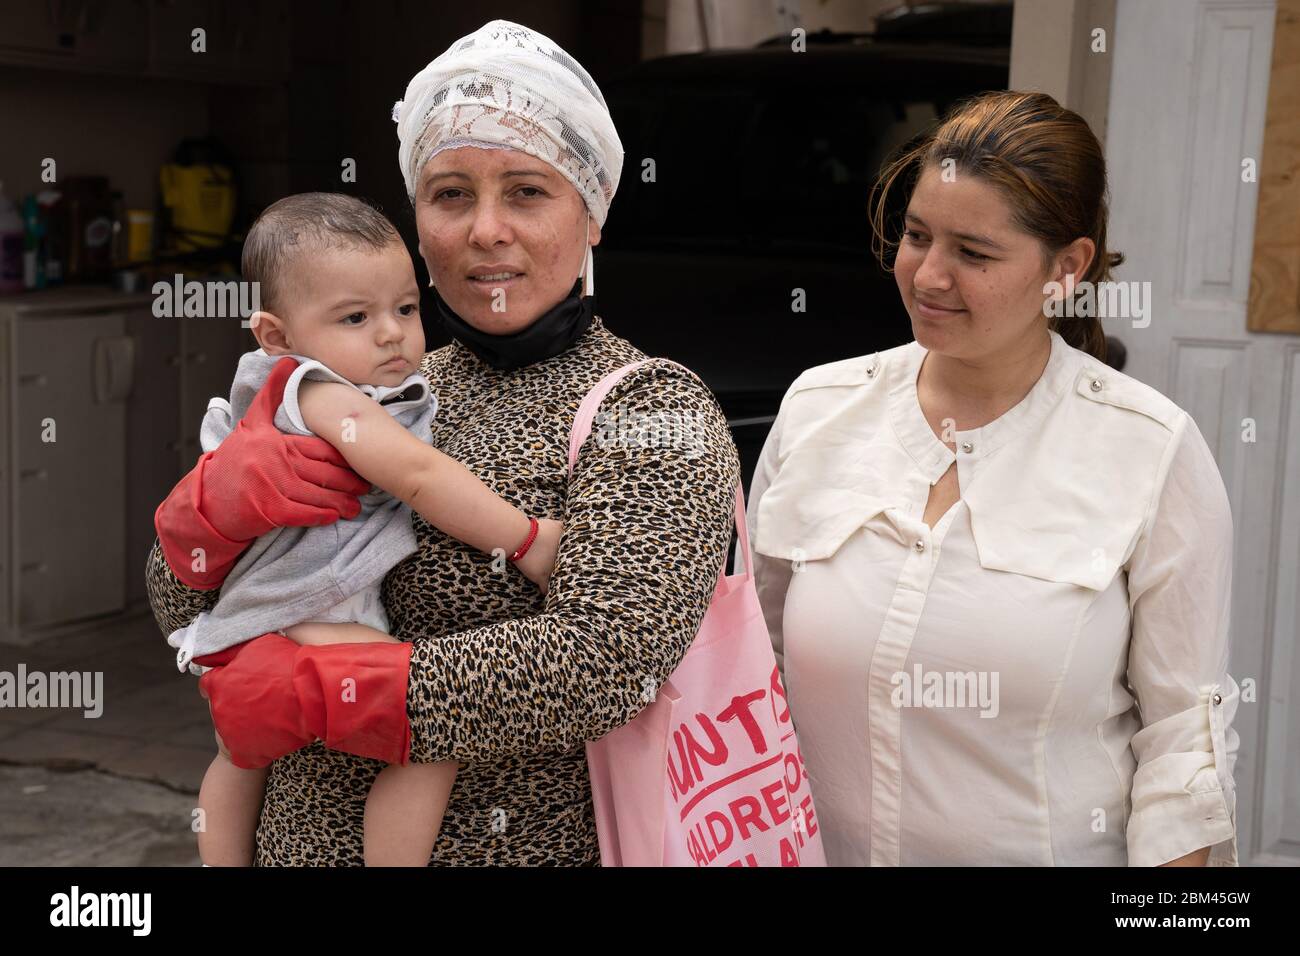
[296,381,558,586]
[282,622,400,645]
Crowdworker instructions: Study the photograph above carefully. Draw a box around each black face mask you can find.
[431,278,594,372]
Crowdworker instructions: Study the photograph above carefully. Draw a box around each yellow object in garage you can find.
[159,161,235,252]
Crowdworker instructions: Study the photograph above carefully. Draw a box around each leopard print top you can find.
[145,315,742,865]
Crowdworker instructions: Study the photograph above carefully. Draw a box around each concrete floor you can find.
[0,610,210,865]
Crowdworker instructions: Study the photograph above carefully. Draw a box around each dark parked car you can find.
[597,9,1013,498]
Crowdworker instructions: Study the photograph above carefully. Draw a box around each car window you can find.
[607,84,948,255]
[739,92,941,254]
[609,88,754,244]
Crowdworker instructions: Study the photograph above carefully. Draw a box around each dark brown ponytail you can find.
[869,90,1122,362]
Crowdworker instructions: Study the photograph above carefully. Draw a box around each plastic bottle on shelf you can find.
[0,181,26,294]
[21,195,42,289]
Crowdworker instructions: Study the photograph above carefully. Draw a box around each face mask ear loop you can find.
[582,209,595,298]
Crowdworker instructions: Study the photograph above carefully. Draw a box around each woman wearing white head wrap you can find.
[148,20,743,865]
[393,19,624,368]
[394,19,623,229]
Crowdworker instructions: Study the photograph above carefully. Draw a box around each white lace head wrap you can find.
[393,20,624,228]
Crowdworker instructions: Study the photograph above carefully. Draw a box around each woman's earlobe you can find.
[1059,238,1096,285]
[417,243,436,287]
[588,220,602,248]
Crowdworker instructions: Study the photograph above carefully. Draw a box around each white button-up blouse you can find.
[747,330,1240,867]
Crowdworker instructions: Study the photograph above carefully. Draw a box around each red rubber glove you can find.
[155,356,372,589]
[195,636,312,769]
[196,634,414,770]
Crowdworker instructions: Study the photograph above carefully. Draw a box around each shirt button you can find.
[1090,378,1104,392]
[1213,693,1223,705]
[961,441,974,454]
[914,539,926,553]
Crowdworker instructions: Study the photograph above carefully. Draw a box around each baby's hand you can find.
[515,518,564,595]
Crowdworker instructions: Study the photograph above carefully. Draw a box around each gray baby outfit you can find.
[168,349,436,674]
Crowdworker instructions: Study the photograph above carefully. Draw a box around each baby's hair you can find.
[241,192,402,313]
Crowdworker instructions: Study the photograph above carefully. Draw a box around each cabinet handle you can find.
[18,373,47,387]
[186,351,208,364]
[167,355,182,367]
[19,468,48,480]
[93,334,136,404]
[21,561,48,574]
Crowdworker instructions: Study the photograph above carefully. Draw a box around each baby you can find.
[171,192,562,866]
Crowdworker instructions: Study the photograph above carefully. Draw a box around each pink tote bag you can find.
[571,360,827,867]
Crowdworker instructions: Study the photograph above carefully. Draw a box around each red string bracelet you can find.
[508,516,540,563]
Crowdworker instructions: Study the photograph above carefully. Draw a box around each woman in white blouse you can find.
[749,91,1239,867]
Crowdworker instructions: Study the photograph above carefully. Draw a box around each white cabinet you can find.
[0,290,150,641]
[124,306,180,606]
[0,288,252,642]
[13,312,129,628]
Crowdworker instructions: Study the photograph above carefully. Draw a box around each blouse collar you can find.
[886,330,1081,482]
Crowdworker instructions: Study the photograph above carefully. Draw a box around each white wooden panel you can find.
[1108,0,1294,864]
[1178,2,1276,306]
[1260,345,1300,854]
[1169,338,1250,506]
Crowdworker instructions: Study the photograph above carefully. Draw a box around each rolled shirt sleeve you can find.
[1124,412,1239,867]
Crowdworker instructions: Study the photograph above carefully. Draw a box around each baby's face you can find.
[261,240,425,387]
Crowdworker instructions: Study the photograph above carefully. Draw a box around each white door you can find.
[1106,0,1298,865]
